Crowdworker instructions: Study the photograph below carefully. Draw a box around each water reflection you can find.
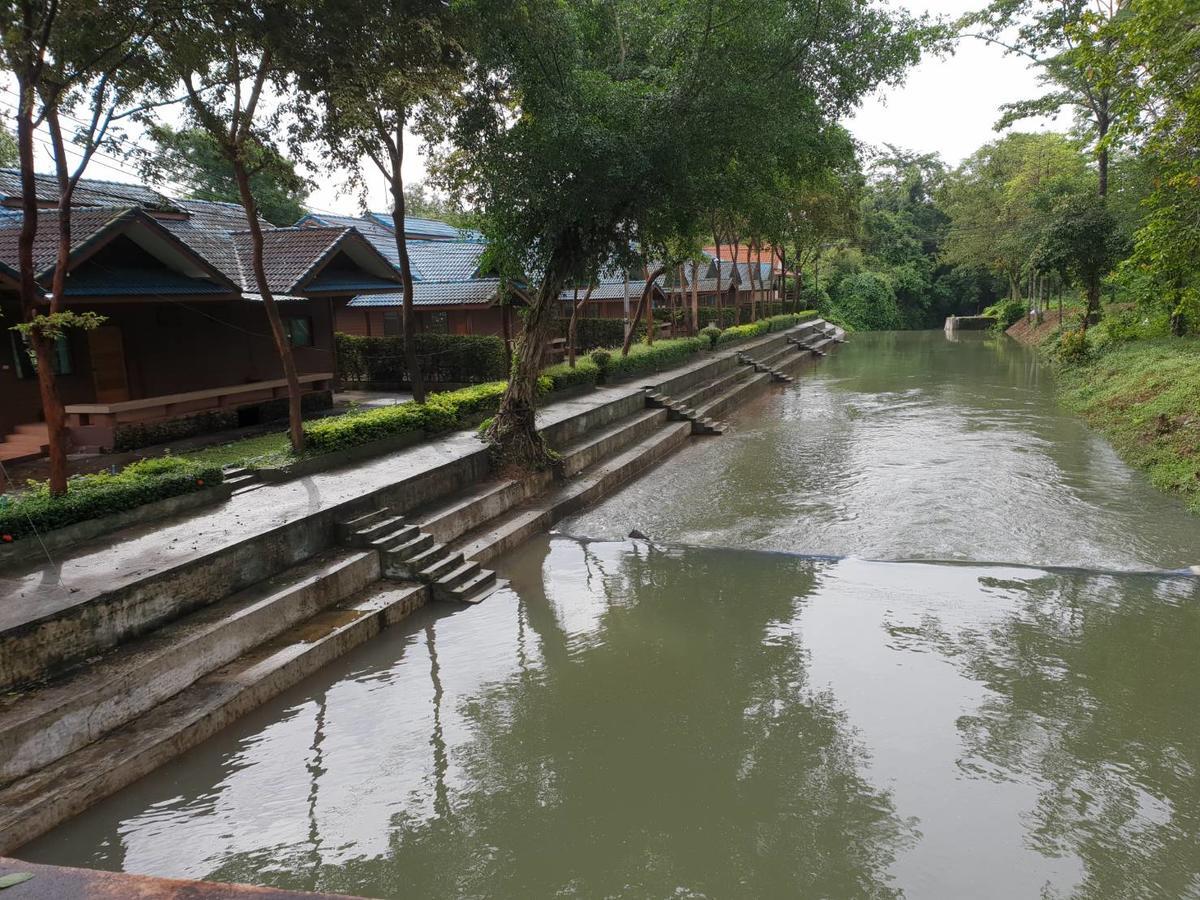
[21,538,1200,898]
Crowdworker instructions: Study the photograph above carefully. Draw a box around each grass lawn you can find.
[1056,337,1200,511]
[178,430,294,470]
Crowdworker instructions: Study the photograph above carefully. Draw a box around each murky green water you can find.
[21,332,1200,898]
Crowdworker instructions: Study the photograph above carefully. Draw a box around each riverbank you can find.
[1008,312,1200,513]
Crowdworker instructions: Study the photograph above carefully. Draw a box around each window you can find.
[427,311,449,334]
[382,310,402,336]
[284,316,313,347]
[9,331,71,378]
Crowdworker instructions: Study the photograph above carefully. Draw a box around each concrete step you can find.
[11,424,49,439]
[418,549,464,582]
[388,531,435,561]
[556,407,669,478]
[367,523,422,552]
[334,508,393,543]
[343,513,407,548]
[416,478,535,545]
[0,548,379,789]
[673,362,756,411]
[693,369,773,422]
[0,580,430,854]
[453,421,693,565]
[456,573,504,605]
[433,559,481,595]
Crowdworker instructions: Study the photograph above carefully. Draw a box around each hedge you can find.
[336,333,507,385]
[0,456,224,541]
[591,336,708,381]
[541,358,601,392]
[716,311,817,345]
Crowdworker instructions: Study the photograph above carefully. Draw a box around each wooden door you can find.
[87,326,130,403]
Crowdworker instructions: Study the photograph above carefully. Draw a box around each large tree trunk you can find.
[233,163,306,452]
[567,282,594,367]
[622,267,667,356]
[388,124,425,403]
[713,234,723,326]
[690,260,699,333]
[15,77,70,494]
[486,260,570,472]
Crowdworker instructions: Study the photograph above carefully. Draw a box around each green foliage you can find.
[700,324,723,349]
[1057,337,1200,510]
[589,349,612,373]
[1053,329,1091,364]
[697,307,739,329]
[826,271,902,331]
[0,457,223,541]
[304,383,506,453]
[336,332,507,385]
[540,359,600,392]
[140,125,311,226]
[11,310,105,340]
[985,298,1027,332]
[0,128,16,168]
[603,337,708,381]
[569,318,635,352]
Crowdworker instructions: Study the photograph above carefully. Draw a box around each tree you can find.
[941,132,1092,304]
[961,0,1129,196]
[140,124,311,225]
[406,180,473,230]
[444,0,926,470]
[153,0,309,451]
[0,127,16,167]
[0,0,161,493]
[292,0,466,405]
[1103,0,1200,332]
[1035,193,1122,329]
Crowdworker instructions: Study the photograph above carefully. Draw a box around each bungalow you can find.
[558,269,667,323]
[299,213,523,338]
[0,182,400,459]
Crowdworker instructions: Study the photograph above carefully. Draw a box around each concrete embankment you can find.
[0,320,844,856]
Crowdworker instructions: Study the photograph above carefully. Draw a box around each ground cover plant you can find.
[0,457,223,541]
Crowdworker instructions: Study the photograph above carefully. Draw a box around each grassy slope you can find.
[1054,337,1200,511]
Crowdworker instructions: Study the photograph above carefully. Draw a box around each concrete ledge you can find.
[257,430,426,483]
[0,484,233,575]
[0,857,360,898]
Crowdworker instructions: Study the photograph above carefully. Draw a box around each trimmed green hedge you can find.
[541,358,601,392]
[716,311,817,345]
[0,457,224,541]
[592,336,708,381]
[336,333,507,385]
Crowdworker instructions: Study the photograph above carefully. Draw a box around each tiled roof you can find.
[347,278,502,308]
[228,226,348,294]
[408,240,485,281]
[559,279,657,302]
[366,212,483,242]
[0,206,135,278]
[0,168,182,213]
[735,261,774,287]
[0,205,241,297]
[296,212,402,268]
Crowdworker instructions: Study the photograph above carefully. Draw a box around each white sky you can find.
[8,0,1056,217]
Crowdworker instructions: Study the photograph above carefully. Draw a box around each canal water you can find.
[21,332,1200,898]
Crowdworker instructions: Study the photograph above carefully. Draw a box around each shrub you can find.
[602,336,707,381]
[336,332,507,385]
[541,358,600,392]
[717,321,768,344]
[0,456,224,541]
[700,324,722,349]
[590,349,612,374]
[984,298,1027,332]
[697,307,738,329]
[1054,328,1091,364]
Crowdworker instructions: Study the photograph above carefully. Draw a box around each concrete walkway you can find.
[0,380,645,636]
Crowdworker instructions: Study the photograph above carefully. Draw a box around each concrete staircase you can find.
[737,350,795,383]
[643,389,727,435]
[336,508,502,604]
[0,424,49,464]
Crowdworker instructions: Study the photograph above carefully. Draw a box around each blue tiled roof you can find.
[366,212,483,241]
[408,241,486,281]
[348,278,502,308]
